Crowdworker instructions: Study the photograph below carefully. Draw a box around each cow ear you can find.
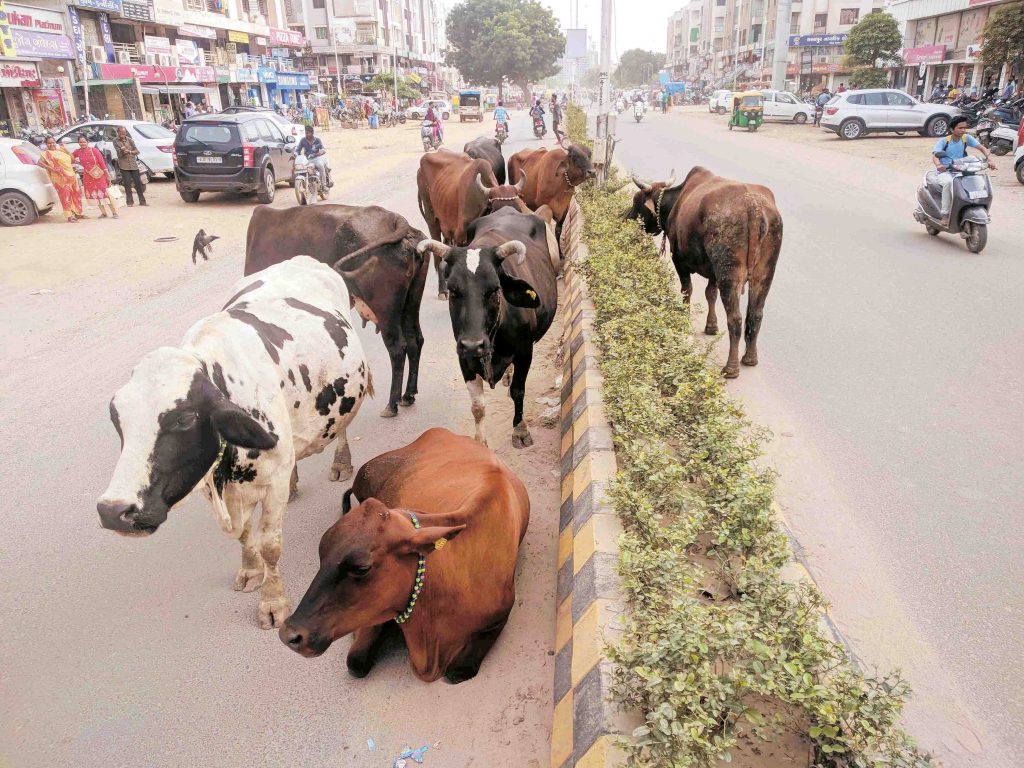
[400,524,467,556]
[498,271,541,308]
[209,398,278,450]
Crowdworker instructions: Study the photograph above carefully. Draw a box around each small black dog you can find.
[191,229,220,264]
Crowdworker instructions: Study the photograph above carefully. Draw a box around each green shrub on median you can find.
[566,105,935,768]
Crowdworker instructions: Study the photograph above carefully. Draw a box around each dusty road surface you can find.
[0,115,561,767]
[615,106,1024,768]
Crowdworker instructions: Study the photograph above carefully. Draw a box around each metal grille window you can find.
[185,0,205,11]
[814,13,827,31]
[839,8,859,24]
[315,26,328,39]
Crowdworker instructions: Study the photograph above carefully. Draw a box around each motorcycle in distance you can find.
[495,120,508,145]
[913,156,993,253]
[532,114,547,138]
[292,153,328,205]
[633,100,646,123]
[421,120,442,152]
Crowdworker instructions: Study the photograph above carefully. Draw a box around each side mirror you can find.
[285,135,296,143]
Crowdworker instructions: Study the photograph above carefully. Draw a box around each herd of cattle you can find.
[94,131,784,684]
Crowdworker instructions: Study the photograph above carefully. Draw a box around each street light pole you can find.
[596,0,612,181]
[393,44,399,109]
[771,0,793,91]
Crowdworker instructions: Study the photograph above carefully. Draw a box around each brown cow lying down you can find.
[279,428,530,684]
[628,167,783,378]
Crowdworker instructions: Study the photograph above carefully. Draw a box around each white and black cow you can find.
[417,207,559,448]
[97,256,371,629]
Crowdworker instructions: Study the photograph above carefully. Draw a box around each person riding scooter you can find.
[494,100,510,136]
[931,116,995,227]
[296,125,332,188]
[425,103,444,146]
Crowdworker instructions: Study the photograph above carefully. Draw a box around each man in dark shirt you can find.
[296,125,332,187]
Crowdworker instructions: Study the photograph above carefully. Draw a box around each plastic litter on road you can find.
[367,738,375,751]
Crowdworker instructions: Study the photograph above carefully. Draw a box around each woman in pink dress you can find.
[72,135,118,219]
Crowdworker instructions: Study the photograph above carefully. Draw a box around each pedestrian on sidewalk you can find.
[72,135,118,219]
[38,136,84,223]
[550,93,564,144]
[113,126,147,207]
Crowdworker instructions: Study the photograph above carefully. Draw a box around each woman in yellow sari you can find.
[39,136,84,222]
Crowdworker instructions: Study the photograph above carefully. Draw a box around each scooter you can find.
[421,120,441,151]
[633,101,645,123]
[495,120,508,144]
[913,156,993,253]
[532,115,546,138]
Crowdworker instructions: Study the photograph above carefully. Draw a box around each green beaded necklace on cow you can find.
[395,512,427,624]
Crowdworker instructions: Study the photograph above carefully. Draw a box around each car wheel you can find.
[257,167,276,204]
[839,119,864,140]
[1016,160,1024,185]
[716,106,725,114]
[926,116,949,137]
[0,191,37,226]
[163,172,175,180]
[179,189,200,203]
[794,113,808,124]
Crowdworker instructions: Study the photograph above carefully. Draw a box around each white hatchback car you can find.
[761,90,813,123]
[56,120,176,177]
[406,100,451,120]
[820,89,958,140]
[0,138,60,226]
[709,89,733,114]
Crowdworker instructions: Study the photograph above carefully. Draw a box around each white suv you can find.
[821,89,958,140]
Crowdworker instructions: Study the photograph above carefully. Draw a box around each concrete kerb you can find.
[550,244,640,768]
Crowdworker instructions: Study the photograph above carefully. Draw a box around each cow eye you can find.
[175,412,198,429]
[351,564,371,578]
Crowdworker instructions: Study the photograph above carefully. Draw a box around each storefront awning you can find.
[74,78,134,87]
[140,84,217,95]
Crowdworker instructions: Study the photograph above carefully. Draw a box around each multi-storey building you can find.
[888,0,1017,98]
[666,1,703,81]
[285,0,446,95]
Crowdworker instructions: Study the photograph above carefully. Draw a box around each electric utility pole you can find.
[596,0,613,181]
[771,0,793,90]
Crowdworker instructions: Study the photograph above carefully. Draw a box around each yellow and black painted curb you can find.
[550,254,636,768]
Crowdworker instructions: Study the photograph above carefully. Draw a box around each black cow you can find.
[464,136,506,185]
[417,207,559,448]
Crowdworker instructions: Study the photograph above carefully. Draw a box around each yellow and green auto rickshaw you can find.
[727,91,763,131]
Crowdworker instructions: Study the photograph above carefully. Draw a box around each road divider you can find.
[557,104,933,768]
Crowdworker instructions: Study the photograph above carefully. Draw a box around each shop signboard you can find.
[0,59,40,87]
[98,62,216,82]
[6,4,65,34]
[233,67,257,82]
[902,44,946,64]
[10,28,75,58]
[275,72,309,88]
[66,5,86,66]
[179,23,215,39]
[33,87,67,129]
[176,39,199,65]
[154,5,184,26]
[144,34,172,55]
[269,27,304,47]
[228,30,249,44]
[811,62,844,74]
[121,0,154,22]
[98,13,114,61]
[74,0,123,13]
[0,0,18,58]
[965,43,982,63]
[257,66,276,83]
[788,33,848,46]
[271,47,288,58]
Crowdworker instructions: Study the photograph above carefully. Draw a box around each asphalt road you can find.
[0,116,559,767]
[615,108,1023,768]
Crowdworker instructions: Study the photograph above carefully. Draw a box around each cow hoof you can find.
[288,486,298,502]
[258,598,292,629]
[512,426,534,449]
[437,292,448,301]
[721,365,740,379]
[704,325,719,336]
[329,464,354,482]
[379,405,399,418]
[444,664,480,684]
[400,395,416,407]
[741,354,758,367]
[233,566,265,593]
[346,656,375,679]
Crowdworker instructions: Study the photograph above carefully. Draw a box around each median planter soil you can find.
[563,105,935,768]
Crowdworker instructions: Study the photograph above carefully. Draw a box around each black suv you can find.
[173,112,296,204]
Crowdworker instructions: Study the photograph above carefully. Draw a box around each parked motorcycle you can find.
[532,114,546,138]
[913,156,993,253]
[421,120,442,152]
[495,120,508,145]
[988,123,1018,156]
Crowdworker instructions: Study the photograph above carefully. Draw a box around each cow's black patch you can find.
[228,373,235,383]
[294,400,300,409]
[321,417,335,439]
[109,400,123,448]
[222,279,265,310]
[247,449,260,460]
[284,298,350,359]
[298,364,313,392]
[212,444,257,494]
[287,369,296,386]
[226,308,294,364]
[315,383,338,415]
[339,397,357,415]
[280,380,285,388]
[211,362,229,397]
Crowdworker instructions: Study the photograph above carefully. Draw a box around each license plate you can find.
[977,122,993,130]
[195,156,222,164]
[969,190,987,199]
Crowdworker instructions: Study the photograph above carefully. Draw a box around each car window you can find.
[182,124,236,144]
[779,93,797,104]
[100,125,119,142]
[134,123,175,140]
[12,142,41,165]
[264,119,285,142]
[864,93,888,106]
[886,92,914,106]
[846,94,864,105]
[255,120,276,142]
[242,121,261,142]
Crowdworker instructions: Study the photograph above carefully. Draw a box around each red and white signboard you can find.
[269,27,304,47]
[0,60,40,87]
[6,4,66,35]
[97,62,216,82]
[902,45,946,65]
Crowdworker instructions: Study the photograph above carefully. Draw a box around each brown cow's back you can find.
[508,147,574,221]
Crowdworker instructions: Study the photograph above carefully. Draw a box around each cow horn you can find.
[514,170,527,194]
[631,175,652,192]
[665,169,677,187]
[495,240,527,265]
[416,239,450,261]
[475,172,491,195]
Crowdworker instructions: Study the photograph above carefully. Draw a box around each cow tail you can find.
[365,368,375,399]
[341,487,357,516]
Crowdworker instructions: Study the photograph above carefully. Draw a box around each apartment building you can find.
[888,0,1017,98]
[285,0,447,94]
[666,0,703,81]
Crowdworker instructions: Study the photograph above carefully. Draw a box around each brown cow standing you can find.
[279,428,530,684]
[245,205,428,420]
[628,166,783,378]
[416,149,526,298]
[507,144,595,223]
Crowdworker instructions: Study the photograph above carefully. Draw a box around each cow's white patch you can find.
[466,248,481,274]
[467,376,487,446]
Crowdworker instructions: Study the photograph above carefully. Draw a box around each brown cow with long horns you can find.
[628,166,783,378]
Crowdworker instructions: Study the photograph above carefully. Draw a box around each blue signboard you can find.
[275,72,309,89]
[257,66,277,83]
[66,6,86,67]
[788,33,848,47]
[98,13,115,63]
[74,0,124,13]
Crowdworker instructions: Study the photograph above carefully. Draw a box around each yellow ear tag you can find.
[526,289,537,300]
[434,538,448,551]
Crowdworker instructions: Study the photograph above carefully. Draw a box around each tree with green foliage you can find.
[844,12,902,89]
[445,0,565,100]
[612,49,666,87]
[365,73,421,101]
[980,2,1024,74]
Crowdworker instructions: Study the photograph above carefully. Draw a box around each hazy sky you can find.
[538,0,682,56]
